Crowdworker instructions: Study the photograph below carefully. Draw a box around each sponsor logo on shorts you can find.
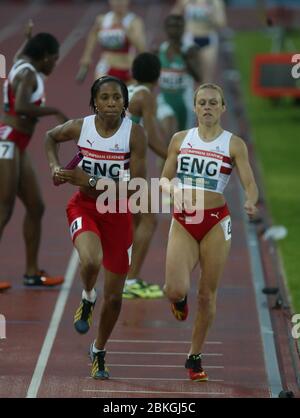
[211,212,220,220]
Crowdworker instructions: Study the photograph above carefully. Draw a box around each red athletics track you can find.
[0,1,299,399]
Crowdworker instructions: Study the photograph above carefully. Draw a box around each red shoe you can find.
[171,296,188,321]
[185,354,208,382]
[23,270,64,287]
[0,281,11,291]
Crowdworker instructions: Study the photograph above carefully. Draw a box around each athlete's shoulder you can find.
[130,120,145,135]
[170,129,190,150]
[229,134,248,158]
[230,134,246,148]
[173,129,190,142]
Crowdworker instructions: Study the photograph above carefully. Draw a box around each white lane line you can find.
[84,390,226,396]
[57,4,99,65]
[85,377,225,382]
[26,249,79,398]
[108,351,223,356]
[26,3,99,399]
[0,2,43,43]
[109,339,222,344]
[88,364,224,369]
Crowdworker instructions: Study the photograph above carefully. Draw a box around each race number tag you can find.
[221,217,232,241]
[0,141,14,159]
[70,217,82,239]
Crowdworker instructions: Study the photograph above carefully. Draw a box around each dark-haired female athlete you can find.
[45,76,147,379]
[0,31,67,291]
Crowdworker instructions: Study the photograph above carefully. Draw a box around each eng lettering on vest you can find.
[80,148,130,180]
[177,149,223,190]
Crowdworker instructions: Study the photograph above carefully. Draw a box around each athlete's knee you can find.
[164,283,186,302]
[144,212,158,230]
[197,289,217,315]
[27,200,45,219]
[80,255,101,275]
[0,203,14,228]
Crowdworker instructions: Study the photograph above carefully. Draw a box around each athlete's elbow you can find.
[45,129,57,145]
[14,105,32,116]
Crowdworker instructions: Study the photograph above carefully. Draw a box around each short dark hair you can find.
[23,33,59,61]
[132,53,161,83]
[89,76,129,117]
[164,14,184,27]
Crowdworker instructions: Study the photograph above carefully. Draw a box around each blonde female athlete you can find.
[161,83,258,381]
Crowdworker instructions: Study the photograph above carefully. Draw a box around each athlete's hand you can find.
[244,200,258,219]
[76,64,89,83]
[173,187,183,212]
[51,165,65,186]
[56,167,88,187]
[25,19,33,40]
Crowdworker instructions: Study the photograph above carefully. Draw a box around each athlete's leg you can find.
[95,268,126,349]
[17,151,44,275]
[157,94,178,142]
[199,42,218,84]
[127,211,157,279]
[74,231,103,292]
[0,142,20,239]
[190,217,231,355]
[164,219,199,302]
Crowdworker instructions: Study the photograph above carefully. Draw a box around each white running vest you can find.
[98,11,136,52]
[3,59,45,114]
[78,115,132,180]
[176,128,233,194]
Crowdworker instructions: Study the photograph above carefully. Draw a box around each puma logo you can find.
[87,139,94,147]
[211,212,219,220]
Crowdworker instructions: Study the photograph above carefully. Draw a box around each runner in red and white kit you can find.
[45,76,147,379]
[76,0,146,84]
[0,30,67,291]
[161,83,258,382]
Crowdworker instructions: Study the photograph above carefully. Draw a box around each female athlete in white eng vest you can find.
[45,76,147,380]
[160,83,258,382]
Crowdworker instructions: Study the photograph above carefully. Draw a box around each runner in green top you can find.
[157,14,200,140]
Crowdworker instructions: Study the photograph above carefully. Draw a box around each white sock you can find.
[82,288,97,303]
[126,278,138,285]
[93,341,105,353]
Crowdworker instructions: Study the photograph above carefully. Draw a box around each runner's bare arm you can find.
[127,17,147,53]
[141,92,168,159]
[14,69,67,121]
[13,19,33,63]
[76,15,102,82]
[129,123,147,192]
[45,119,83,173]
[231,135,259,218]
[171,0,187,14]
[160,131,186,199]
